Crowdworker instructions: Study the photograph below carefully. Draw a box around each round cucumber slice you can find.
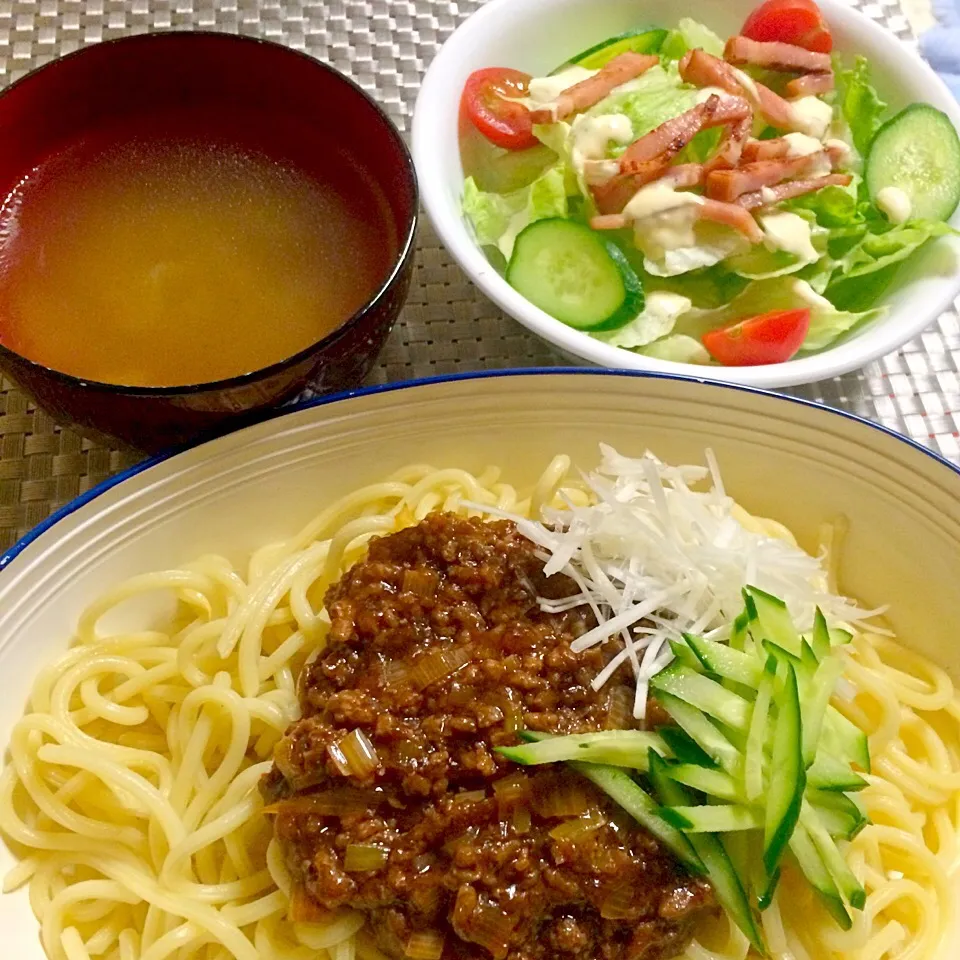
[865,104,960,223]
[553,28,667,74]
[506,218,644,331]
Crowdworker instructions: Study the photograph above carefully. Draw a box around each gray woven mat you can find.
[0,0,954,552]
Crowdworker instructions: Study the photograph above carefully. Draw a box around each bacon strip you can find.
[785,72,834,98]
[705,144,844,202]
[741,138,792,162]
[699,199,764,243]
[618,95,751,175]
[679,48,797,132]
[734,173,853,210]
[704,115,753,172]
[528,52,659,124]
[724,35,832,73]
[591,163,704,216]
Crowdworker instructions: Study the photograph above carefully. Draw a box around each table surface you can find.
[0,0,953,552]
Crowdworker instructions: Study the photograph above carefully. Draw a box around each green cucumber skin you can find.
[865,103,960,222]
[562,28,668,71]
[496,730,666,769]
[506,218,644,332]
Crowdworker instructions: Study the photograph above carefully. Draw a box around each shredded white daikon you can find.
[475,446,883,720]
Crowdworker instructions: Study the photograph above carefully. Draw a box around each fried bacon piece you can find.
[528,52,659,124]
[704,114,753,172]
[741,138,792,162]
[785,72,835,97]
[617,95,751,175]
[679,48,797,131]
[705,143,845,202]
[590,194,763,244]
[734,173,853,210]
[724,35,832,74]
[590,163,704,216]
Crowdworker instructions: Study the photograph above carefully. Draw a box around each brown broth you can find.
[0,130,397,387]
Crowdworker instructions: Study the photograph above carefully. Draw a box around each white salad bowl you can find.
[413,0,960,388]
[0,370,958,957]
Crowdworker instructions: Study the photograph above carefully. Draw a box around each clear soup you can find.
[0,122,397,388]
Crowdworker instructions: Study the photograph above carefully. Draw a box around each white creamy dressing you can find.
[570,113,633,178]
[782,132,823,158]
[787,96,833,139]
[624,180,705,254]
[760,186,779,205]
[824,138,851,164]
[876,186,912,224]
[759,211,818,262]
[731,67,759,100]
[695,85,735,105]
[526,66,596,107]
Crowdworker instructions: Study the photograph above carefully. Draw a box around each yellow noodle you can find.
[0,457,956,960]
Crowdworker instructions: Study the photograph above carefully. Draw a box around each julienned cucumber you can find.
[506,219,644,331]
[559,28,667,72]
[866,104,960,222]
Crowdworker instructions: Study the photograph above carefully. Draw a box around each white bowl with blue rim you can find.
[0,369,958,955]
[412,0,960,388]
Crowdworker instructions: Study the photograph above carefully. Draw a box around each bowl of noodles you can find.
[0,369,957,960]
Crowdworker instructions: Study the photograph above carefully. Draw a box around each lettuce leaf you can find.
[637,335,711,364]
[835,55,887,157]
[588,63,698,139]
[594,291,693,348]
[676,277,881,352]
[660,18,725,61]
[462,167,568,259]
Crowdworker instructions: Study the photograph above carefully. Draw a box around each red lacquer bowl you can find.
[0,32,418,452]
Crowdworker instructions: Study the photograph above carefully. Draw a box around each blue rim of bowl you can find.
[1,367,958,571]
[0,30,419,397]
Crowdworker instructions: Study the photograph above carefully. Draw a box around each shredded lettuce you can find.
[642,221,749,277]
[462,167,568,259]
[660,18,725,61]
[594,291,693,348]
[835,56,887,158]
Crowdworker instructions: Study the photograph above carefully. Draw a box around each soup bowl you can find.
[0,370,957,959]
[413,0,960,388]
[0,32,418,452]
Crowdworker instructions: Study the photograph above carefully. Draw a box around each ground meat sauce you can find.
[263,513,715,960]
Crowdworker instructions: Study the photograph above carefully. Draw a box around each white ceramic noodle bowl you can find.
[0,371,958,955]
[413,0,960,388]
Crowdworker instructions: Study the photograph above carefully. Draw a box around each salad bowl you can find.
[413,0,960,388]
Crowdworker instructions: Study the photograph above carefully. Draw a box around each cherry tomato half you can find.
[742,0,833,53]
[460,67,539,151]
[702,309,811,366]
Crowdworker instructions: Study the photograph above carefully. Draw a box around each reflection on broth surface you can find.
[0,128,397,387]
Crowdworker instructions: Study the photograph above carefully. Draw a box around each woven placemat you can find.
[0,0,955,552]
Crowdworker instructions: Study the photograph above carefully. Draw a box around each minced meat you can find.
[263,513,715,960]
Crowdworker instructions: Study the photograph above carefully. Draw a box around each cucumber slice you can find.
[789,825,853,930]
[563,28,668,71]
[729,610,750,652]
[822,708,871,774]
[657,726,718,769]
[497,729,667,769]
[506,219,644,331]
[664,763,742,802]
[648,752,766,954]
[763,664,805,876]
[866,104,960,222]
[807,753,867,792]
[745,586,802,657]
[570,760,705,875]
[683,632,764,688]
[745,655,778,803]
[801,655,845,767]
[660,804,763,833]
[812,608,832,661]
[654,692,743,775]
[808,790,869,841]
[801,801,866,910]
[669,637,704,669]
[651,664,752,732]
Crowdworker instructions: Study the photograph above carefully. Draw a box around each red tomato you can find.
[702,309,811,366]
[742,0,833,53]
[460,67,539,151]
